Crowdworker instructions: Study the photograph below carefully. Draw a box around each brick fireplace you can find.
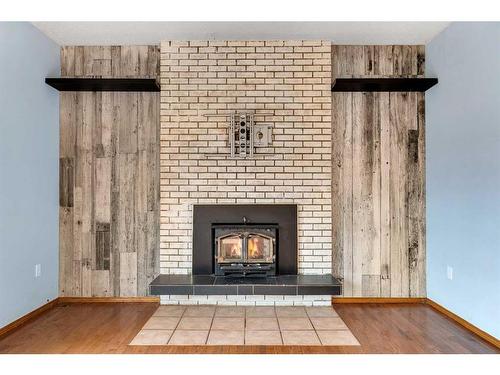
[159,40,332,276]
[155,40,336,305]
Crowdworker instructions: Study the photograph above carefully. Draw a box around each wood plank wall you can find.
[331,45,426,297]
[59,46,160,297]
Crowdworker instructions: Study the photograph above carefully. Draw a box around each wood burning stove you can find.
[192,204,297,276]
[214,223,277,277]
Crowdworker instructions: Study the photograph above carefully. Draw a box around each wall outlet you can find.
[446,265,453,280]
[35,264,41,278]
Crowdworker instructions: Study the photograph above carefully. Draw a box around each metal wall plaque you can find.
[253,124,272,147]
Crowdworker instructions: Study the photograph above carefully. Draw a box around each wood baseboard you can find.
[426,298,500,349]
[58,296,160,304]
[0,298,59,339]
[332,297,426,304]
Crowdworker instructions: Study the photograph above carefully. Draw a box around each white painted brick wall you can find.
[160,40,332,275]
[160,294,332,306]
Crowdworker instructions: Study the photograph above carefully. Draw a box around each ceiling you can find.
[32,22,449,46]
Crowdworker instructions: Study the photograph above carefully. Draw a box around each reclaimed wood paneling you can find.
[59,157,74,207]
[332,45,426,297]
[59,46,160,297]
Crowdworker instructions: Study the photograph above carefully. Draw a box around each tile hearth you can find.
[149,274,342,296]
[129,305,360,346]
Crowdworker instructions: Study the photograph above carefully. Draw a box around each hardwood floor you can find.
[0,302,497,354]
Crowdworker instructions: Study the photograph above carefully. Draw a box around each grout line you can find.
[205,306,216,345]
[275,305,285,345]
[165,305,186,345]
[243,305,247,345]
[309,314,322,345]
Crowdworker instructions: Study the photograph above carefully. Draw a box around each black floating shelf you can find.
[332,78,438,92]
[45,78,160,92]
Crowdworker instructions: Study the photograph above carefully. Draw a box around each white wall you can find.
[426,22,500,338]
[0,22,60,327]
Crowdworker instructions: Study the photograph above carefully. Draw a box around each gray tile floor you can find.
[129,305,360,346]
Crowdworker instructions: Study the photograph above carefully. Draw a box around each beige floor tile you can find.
[153,305,186,317]
[316,330,360,346]
[245,330,283,345]
[177,316,213,330]
[142,316,181,330]
[281,330,321,345]
[211,317,245,330]
[276,306,308,318]
[215,306,246,317]
[245,317,279,330]
[278,317,314,330]
[305,306,339,318]
[168,330,208,345]
[184,305,216,317]
[207,330,244,345]
[245,306,276,318]
[309,317,348,330]
[129,329,172,345]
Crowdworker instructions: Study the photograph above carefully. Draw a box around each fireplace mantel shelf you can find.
[45,77,160,92]
[331,77,438,92]
[149,274,342,296]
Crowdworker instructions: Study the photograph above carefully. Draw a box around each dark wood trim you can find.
[58,297,160,304]
[332,297,426,304]
[0,298,59,339]
[426,298,500,349]
[45,78,160,92]
[331,78,438,92]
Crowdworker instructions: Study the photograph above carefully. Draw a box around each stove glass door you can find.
[247,234,273,263]
[217,234,243,263]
